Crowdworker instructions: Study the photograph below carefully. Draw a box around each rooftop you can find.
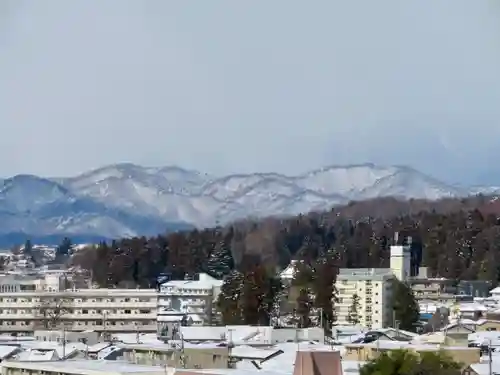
[2,360,171,375]
[337,268,394,281]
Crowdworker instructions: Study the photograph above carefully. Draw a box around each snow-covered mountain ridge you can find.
[0,163,493,241]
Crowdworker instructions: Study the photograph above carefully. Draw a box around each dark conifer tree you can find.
[217,270,244,325]
[391,279,420,332]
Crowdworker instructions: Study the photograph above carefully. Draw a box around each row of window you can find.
[0,309,153,315]
[0,297,155,303]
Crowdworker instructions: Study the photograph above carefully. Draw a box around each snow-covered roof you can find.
[230,345,283,360]
[0,345,19,359]
[180,326,226,341]
[234,342,344,374]
[3,360,170,375]
[160,274,223,290]
[377,327,419,338]
[470,353,500,375]
[16,349,59,362]
[279,262,296,280]
[457,302,488,312]
[86,342,111,353]
[112,333,163,345]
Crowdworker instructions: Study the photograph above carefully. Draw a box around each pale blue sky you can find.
[1,0,500,184]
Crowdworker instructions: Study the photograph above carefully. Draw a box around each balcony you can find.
[159,290,212,296]
[0,302,38,308]
[65,323,157,332]
[72,302,157,308]
[0,324,35,332]
[0,314,36,320]
[61,313,157,320]
[157,299,207,307]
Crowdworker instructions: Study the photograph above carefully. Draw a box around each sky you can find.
[1,0,500,185]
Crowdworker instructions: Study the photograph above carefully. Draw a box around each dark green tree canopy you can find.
[360,350,462,375]
[391,279,420,332]
[72,195,500,290]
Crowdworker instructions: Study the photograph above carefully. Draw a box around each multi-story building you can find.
[157,273,223,335]
[409,267,491,304]
[0,273,158,335]
[334,244,411,329]
[335,268,394,329]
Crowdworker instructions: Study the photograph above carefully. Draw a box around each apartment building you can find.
[409,267,491,305]
[0,273,158,334]
[335,268,394,329]
[157,273,223,335]
[334,244,411,329]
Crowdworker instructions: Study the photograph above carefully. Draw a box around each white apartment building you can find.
[335,268,395,329]
[157,273,223,333]
[334,244,411,329]
[0,273,158,334]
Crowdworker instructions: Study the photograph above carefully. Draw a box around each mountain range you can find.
[0,163,495,246]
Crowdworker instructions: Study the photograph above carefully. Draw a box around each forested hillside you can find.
[72,194,500,287]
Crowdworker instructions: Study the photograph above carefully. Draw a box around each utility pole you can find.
[489,339,493,375]
[295,328,300,351]
[135,323,140,344]
[225,328,235,369]
[82,338,88,359]
[182,333,186,368]
[61,324,66,360]
[102,312,108,342]
[319,307,323,330]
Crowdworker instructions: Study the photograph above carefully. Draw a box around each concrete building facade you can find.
[157,273,223,335]
[333,244,411,329]
[0,274,157,334]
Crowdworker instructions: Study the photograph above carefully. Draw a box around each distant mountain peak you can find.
[0,162,491,245]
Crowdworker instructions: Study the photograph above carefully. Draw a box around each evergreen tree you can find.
[206,239,234,279]
[360,350,461,375]
[56,237,72,257]
[311,254,338,333]
[217,270,244,325]
[391,279,420,332]
[240,264,282,325]
[292,261,314,328]
[347,293,361,325]
[296,287,313,328]
[24,239,33,254]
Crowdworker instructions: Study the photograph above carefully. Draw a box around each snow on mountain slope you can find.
[64,163,211,195]
[0,173,191,238]
[61,163,470,228]
[470,186,500,195]
[0,163,484,241]
[0,175,69,213]
[355,166,468,201]
[200,173,293,201]
[294,163,397,197]
[63,164,219,224]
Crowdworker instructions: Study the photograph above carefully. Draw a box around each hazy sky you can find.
[1,1,500,184]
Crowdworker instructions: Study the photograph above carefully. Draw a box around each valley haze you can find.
[0,163,495,246]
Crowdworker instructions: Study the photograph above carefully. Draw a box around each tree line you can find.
[71,194,498,328]
[74,194,500,285]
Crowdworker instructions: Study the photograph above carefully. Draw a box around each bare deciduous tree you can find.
[36,296,71,329]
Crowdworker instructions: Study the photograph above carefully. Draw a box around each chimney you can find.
[407,236,412,246]
[394,232,399,245]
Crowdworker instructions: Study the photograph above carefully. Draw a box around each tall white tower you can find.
[390,233,411,281]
